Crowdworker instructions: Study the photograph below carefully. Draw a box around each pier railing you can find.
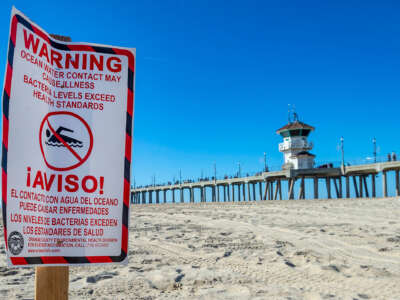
[131,160,400,204]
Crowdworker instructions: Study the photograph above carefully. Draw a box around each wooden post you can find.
[35,266,69,300]
[288,179,295,200]
[252,183,256,201]
[242,183,246,201]
[359,176,363,198]
[313,177,318,199]
[163,190,167,203]
[172,189,175,203]
[333,178,339,198]
[274,180,279,200]
[396,170,400,196]
[227,184,231,202]
[363,175,369,198]
[247,183,251,201]
[298,177,305,199]
[263,180,269,200]
[352,176,359,198]
[382,171,388,197]
[259,182,262,200]
[338,177,342,198]
[269,182,273,200]
[223,186,226,202]
[346,176,350,198]
[371,174,376,198]
[278,180,282,200]
[232,184,235,202]
[217,185,220,202]
[190,188,194,203]
[325,178,331,199]
[156,191,159,204]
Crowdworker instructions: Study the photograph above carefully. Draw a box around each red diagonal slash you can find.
[46,119,83,162]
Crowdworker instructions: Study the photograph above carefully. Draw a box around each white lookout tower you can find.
[276,111,315,170]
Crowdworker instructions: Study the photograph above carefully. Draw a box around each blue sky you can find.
[1,0,400,187]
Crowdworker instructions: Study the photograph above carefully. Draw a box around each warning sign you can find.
[2,8,135,266]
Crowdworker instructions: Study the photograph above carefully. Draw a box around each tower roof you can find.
[276,121,315,135]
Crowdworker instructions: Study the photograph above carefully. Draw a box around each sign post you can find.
[1,7,135,298]
[35,266,69,300]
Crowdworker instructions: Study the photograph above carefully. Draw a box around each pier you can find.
[131,161,400,204]
[131,113,400,204]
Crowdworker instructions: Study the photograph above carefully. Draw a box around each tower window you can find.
[290,129,300,136]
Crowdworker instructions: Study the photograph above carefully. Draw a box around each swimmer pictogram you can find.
[45,126,83,148]
[39,111,93,171]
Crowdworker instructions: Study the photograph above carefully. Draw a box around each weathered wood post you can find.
[274,180,279,200]
[288,178,295,200]
[299,177,305,199]
[382,171,388,197]
[264,180,269,200]
[345,176,350,198]
[333,178,339,198]
[325,178,331,199]
[371,174,376,198]
[362,176,369,198]
[313,177,318,199]
[352,176,359,198]
[278,180,282,200]
[35,266,69,300]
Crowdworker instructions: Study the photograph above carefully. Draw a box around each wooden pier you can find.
[131,161,400,204]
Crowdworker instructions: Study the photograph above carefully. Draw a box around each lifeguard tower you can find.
[276,110,315,170]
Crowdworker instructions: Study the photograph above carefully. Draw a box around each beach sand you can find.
[1,197,400,299]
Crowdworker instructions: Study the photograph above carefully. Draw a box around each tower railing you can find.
[278,141,313,151]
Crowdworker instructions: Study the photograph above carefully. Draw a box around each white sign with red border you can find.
[2,7,135,266]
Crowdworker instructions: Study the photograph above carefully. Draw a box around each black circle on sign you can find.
[8,231,24,255]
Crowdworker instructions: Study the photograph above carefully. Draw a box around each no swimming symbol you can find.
[39,111,93,171]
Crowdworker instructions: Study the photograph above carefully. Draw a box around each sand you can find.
[1,197,400,300]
